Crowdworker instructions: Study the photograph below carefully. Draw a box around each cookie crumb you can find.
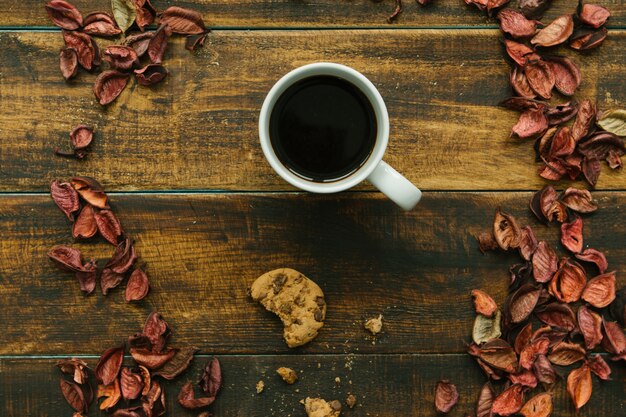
[276,367,298,384]
[334,377,341,384]
[346,394,357,409]
[364,314,383,335]
[256,380,265,394]
[303,397,342,417]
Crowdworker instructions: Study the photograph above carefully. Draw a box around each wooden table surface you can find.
[0,1,624,416]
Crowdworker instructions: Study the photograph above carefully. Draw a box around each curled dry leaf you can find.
[609,287,626,326]
[549,126,575,157]
[531,14,574,47]
[578,305,603,349]
[587,354,611,380]
[510,65,536,99]
[139,365,151,396]
[514,322,533,354]
[500,97,544,112]
[508,369,537,388]
[93,70,131,106]
[103,45,139,71]
[549,259,587,302]
[70,125,93,150]
[97,379,121,410]
[134,0,157,30]
[153,346,198,380]
[597,109,626,137]
[159,6,206,34]
[178,382,215,409]
[120,367,144,400]
[143,311,171,353]
[51,180,80,220]
[48,245,84,272]
[519,226,538,261]
[148,24,172,64]
[535,302,576,331]
[130,347,177,369]
[83,12,122,37]
[60,378,87,413]
[602,319,626,355]
[473,310,502,344]
[476,382,494,417]
[572,99,596,142]
[135,64,168,86]
[504,39,540,66]
[45,0,83,30]
[497,9,538,38]
[106,237,137,274]
[478,339,518,373]
[582,157,601,187]
[112,409,141,417]
[125,32,154,57]
[434,380,458,413]
[560,217,583,254]
[95,345,124,385]
[567,364,592,410]
[125,268,150,302]
[512,108,548,139]
[546,101,579,126]
[570,26,608,50]
[492,383,524,416]
[493,208,522,250]
[519,337,549,369]
[486,0,511,15]
[63,30,96,70]
[509,284,541,323]
[198,357,222,396]
[532,241,558,283]
[143,380,166,416]
[579,3,611,29]
[387,0,402,23]
[471,289,498,317]
[582,271,616,308]
[578,131,625,161]
[547,341,586,366]
[186,32,208,51]
[112,0,137,33]
[560,187,597,213]
[57,358,89,385]
[524,60,555,100]
[76,261,97,294]
[533,354,558,384]
[60,47,78,80]
[73,204,97,239]
[71,177,108,209]
[519,0,551,18]
[94,209,123,245]
[545,56,581,96]
[519,392,552,417]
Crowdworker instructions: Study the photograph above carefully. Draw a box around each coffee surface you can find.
[269,75,377,182]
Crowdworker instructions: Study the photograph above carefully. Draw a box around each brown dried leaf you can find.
[492,383,524,416]
[474,310,502,344]
[518,226,538,261]
[478,339,518,373]
[93,70,131,106]
[186,32,208,51]
[60,378,87,413]
[535,302,576,331]
[148,24,172,64]
[532,241,558,283]
[519,337,549,369]
[549,126,575,158]
[143,311,171,353]
[95,346,124,385]
[509,284,541,323]
[597,109,626,136]
[524,60,555,100]
[133,0,156,30]
[435,380,458,413]
[142,380,165,416]
[130,347,177,369]
[51,180,80,220]
[103,45,139,70]
[94,209,123,245]
[387,0,402,22]
[138,365,151,396]
[560,217,583,254]
[120,367,144,401]
[472,289,498,317]
[546,101,578,126]
[519,392,552,417]
[124,32,154,56]
[71,177,109,209]
[578,305,603,349]
[177,382,215,409]
[512,108,548,139]
[198,357,222,396]
[514,323,533,354]
[587,354,611,380]
[57,358,89,385]
[98,379,121,410]
[500,97,544,112]
[135,64,168,86]
[533,354,559,384]
[70,125,93,151]
[63,30,95,70]
[579,132,625,165]
[560,187,597,213]
[545,56,581,96]
[476,382,494,417]
[582,157,601,187]
[549,259,587,302]
[548,341,586,365]
[582,271,617,308]
[112,409,142,417]
[602,319,626,355]
[567,364,592,410]
[508,369,538,388]
[60,47,78,80]
[519,0,551,18]
[106,237,137,274]
[83,11,122,36]
[504,39,541,66]
[72,204,97,239]
[486,0,510,15]
[125,268,150,302]
[75,260,97,294]
[510,65,536,98]
[153,346,198,380]
[572,99,596,142]
[493,208,522,250]
[498,9,538,38]
[570,27,608,50]
[159,6,206,34]
[45,0,83,30]
[112,0,137,33]
[48,245,84,272]
[531,14,574,47]
[579,3,611,29]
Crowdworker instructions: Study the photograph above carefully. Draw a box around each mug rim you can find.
[259,62,389,193]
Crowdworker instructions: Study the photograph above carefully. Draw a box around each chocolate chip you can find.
[315,296,325,307]
[279,303,292,315]
[314,309,323,322]
[272,273,287,293]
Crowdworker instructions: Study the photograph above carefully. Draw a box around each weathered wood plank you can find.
[0,192,623,355]
[4,0,626,28]
[0,30,624,192]
[1,355,624,417]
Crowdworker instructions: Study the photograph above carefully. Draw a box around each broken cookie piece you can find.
[304,397,342,417]
[364,314,383,335]
[346,394,357,409]
[250,268,326,348]
[276,367,298,384]
[256,380,264,394]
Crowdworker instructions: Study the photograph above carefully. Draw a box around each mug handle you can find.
[366,160,422,211]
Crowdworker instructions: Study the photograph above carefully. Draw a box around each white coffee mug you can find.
[259,62,421,211]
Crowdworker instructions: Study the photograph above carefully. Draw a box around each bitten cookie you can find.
[250,268,326,348]
[303,397,342,417]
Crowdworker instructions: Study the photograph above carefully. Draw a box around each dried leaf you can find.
[493,208,522,250]
[93,70,131,106]
[94,209,123,245]
[72,204,97,239]
[492,383,524,416]
[560,187,597,213]
[101,267,128,294]
[572,99,596,142]
[518,226,538,261]
[560,217,583,254]
[546,101,578,126]
[519,392,552,417]
[45,0,83,30]
[135,64,168,86]
[51,180,80,220]
[57,358,89,385]
[486,0,510,15]
[143,311,171,353]
[95,346,124,385]
[60,378,87,413]
[75,261,97,294]
[125,268,150,302]
[548,341,586,365]
[106,237,137,274]
[71,177,109,209]
[582,157,601,187]
[545,56,581,96]
[153,346,198,380]
[602,319,626,355]
[138,365,151,396]
[512,108,548,139]
[500,97,544,112]
[48,245,84,272]
[186,33,208,51]
[587,354,611,380]
[535,302,576,331]
[474,310,503,344]
[578,131,625,161]
[567,364,592,410]
[478,339,518,373]
[549,127,575,158]
[124,32,153,56]
[70,125,93,151]
[578,305,603,349]
[533,354,559,384]
[519,337,549,369]
[514,323,533,354]
[497,9,538,38]
[159,6,206,34]
[508,369,537,388]
[59,47,78,80]
[582,271,617,308]
[133,0,156,30]
[130,347,177,369]
[98,379,121,410]
[510,65,536,98]
[579,3,611,29]
[435,380,458,413]
[148,24,171,64]
[597,109,626,136]
[519,0,551,18]
[504,39,541,66]
[531,14,574,47]
[143,380,165,416]
[83,11,122,37]
[387,0,402,22]
[524,60,555,100]
[509,284,541,323]
[198,357,222,396]
[120,368,144,401]
[575,248,607,275]
[472,289,498,317]
[549,259,586,302]
[570,26,608,50]
[531,241,558,283]
[178,382,215,409]
[111,0,137,33]
[63,30,96,70]
[103,45,139,70]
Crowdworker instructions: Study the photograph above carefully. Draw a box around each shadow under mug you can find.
[259,62,421,211]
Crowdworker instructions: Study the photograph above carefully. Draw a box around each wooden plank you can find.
[1,355,624,416]
[0,192,624,355]
[4,0,626,28]
[0,31,625,192]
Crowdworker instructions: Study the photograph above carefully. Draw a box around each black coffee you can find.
[269,75,377,182]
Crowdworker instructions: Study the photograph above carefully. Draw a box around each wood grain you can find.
[0,31,625,192]
[7,0,626,28]
[1,192,623,355]
[1,355,624,417]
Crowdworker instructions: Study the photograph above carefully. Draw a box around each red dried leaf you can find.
[60,379,87,413]
[94,209,123,245]
[142,380,165,416]
[492,383,524,416]
[531,14,574,47]
[472,289,498,317]
[602,319,626,355]
[548,341,586,365]
[148,24,172,64]
[93,70,131,106]
[578,305,603,349]
[75,260,97,294]
[493,208,523,250]
[560,187,597,213]
[582,271,616,308]
[83,12,122,36]
[386,0,402,22]
[143,312,171,353]
[57,358,89,385]
[500,97,544,112]
[560,217,583,254]
[198,357,221,396]
[524,60,555,100]
[545,56,581,96]
[186,32,208,51]
[100,268,125,295]
[582,157,601,187]
[532,241,558,283]
[510,65,536,99]
[45,0,83,30]
[59,47,78,80]
[486,0,510,15]
[98,379,121,410]
[519,337,549,369]
[435,380,458,413]
[549,259,587,302]
[575,249,607,274]
[579,4,611,29]
[477,232,499,253]
[498,9,538,38]
[130,347,177,369]
[103,45,139,71]
[152,346,198,380]
[533,354,559,384]
[159,6,206,34]
[512,108,548,139]
[124,32,154,56]
[514,323,533,354]
[587,354,611,380]
[578,131,625,161]
[138,365,151,396]
[478,339,518,373]
[476,382,495,417]
[125,268,150,302]
[519,392,552,417]
[570,27,608,50]
[48,245,84,272]
[70,125,93,150]
[51,180,80,220]
[95,346,124,385]
[508,369,538,388]
[567,364,592,410]
[63,30,96,70]
[535,302,576,331]
[607,149,623,169]
[519,226,538,261]
[135,64,168,86]
[546,101,578,126]
[120,368,144,401]
[178,382,215,409]
[519,0,551,18]
[549,126,575,158]
[571,99,596,142]
[71,177,109,209]
[133,0,156,30]
[509,284,541,323]
[106,237,137,274]
[72,204,97,239]
[504,39,541,66]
